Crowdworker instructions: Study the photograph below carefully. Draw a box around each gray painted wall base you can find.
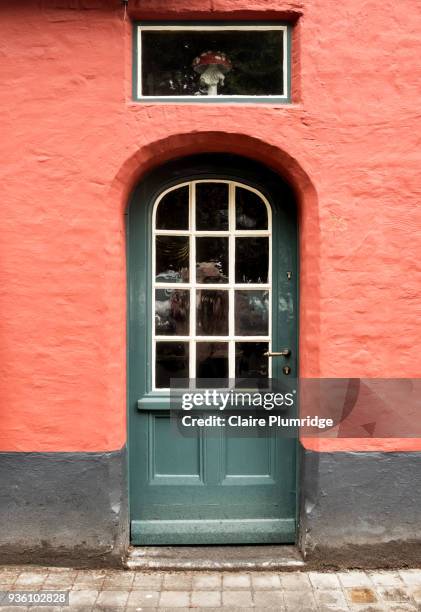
[300,449,421,568]
[0,449,128,567]
[1,447,420,568]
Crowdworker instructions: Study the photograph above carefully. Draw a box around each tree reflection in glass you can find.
[156,236,189,283]
[196,290,228,336]
[235,342,268,379]
[196,342,229,379]
[235,237,268,283]
[196,237,228,284]
[155,289,189,335]
[235,291,269,335]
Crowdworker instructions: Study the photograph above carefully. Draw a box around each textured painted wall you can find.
[0,0,420,452]
[300,451,421,566]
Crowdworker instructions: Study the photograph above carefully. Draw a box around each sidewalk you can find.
[0,566,421,611]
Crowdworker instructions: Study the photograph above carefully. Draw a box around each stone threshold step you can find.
[125,545,305,571]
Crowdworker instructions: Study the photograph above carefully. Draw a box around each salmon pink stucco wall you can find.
[0,0,420,452]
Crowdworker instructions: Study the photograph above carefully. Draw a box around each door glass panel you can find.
[196,290,228,336]
[236,187,268,230]
[156,185,189,230]
[156,235,189,283]
[235,290,269,335]
[196,183,228,230]
[156,341,189,388]
[153,180,271,388]
[235,237,268,283]
[155,289,190,336]
[235,342,269,379]
[196,237,228,283]
[196,342,229,379]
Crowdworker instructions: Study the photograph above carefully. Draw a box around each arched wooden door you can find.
[127,155,298,544]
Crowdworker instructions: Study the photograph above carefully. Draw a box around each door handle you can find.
[264,349,291,357]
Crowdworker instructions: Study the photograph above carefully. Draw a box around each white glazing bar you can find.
[154,283,270,290]
[154,337,269,343]
[228,183,236,380]
[189,182,196,381]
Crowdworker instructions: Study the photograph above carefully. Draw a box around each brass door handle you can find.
[264,349,291,357]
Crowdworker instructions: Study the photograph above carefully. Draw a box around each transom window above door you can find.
[134,23,291,103]
[153,181,272,389]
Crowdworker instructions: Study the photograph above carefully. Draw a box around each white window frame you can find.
[135,23,290,102]
[152,179,272,391]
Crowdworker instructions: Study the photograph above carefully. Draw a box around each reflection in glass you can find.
[235,342,268,378]
[235,237,268,283]
[235,291,269,335]
[156,186,189,230]
[196,342,228,379]
[196,183,228,230]
[140,30,284,97]
[196,237,228,283]
[156,236,189,283]
[236,187,268,230]
[156,342,189,388]
[196,290,228,336]
[155,289,189,336]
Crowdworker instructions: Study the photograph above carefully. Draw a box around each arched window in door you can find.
[152,180,272,388]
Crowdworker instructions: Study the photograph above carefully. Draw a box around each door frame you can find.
[126,153,300,544]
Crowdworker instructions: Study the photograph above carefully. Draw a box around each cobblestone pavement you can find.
[0,566,421,611]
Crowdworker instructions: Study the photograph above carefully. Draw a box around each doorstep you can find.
[125,545,305,571]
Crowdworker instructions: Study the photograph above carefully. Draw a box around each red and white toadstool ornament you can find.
[192,51,232,96]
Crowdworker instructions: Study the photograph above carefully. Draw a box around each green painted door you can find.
[128,156,298,545]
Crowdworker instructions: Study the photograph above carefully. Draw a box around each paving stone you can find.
[222,589,254,607]
[94,589,129,608]
[345,607,384,612]
[222,573,251,589]
[378,587,412,602]
[14,572,46,587]
[314,588,348,608]
[192,572,222,590]
[69,589,99,607]
[345,586,378,604]
[253,589,285,608]
[0,568,20,583]
[102,571,134,590]
[283,590,317,612]
[73,571,106,589]
[251,572,282,589]
[369,572,403,587]
[162,572,193,590]
[127,589,160,607]
[92,604,127,612]
[410,586,421,602]
[386,605,418,612]
[399,570,421,586]
[191,589,222,607]
[309,571,342,589]
[159,590,190,607]
[132,571,163,589]
[43,573,76,588]
[26,606,62,612]
[318,608,350,612]
[338,571,374,588]
[280,571,312,590]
